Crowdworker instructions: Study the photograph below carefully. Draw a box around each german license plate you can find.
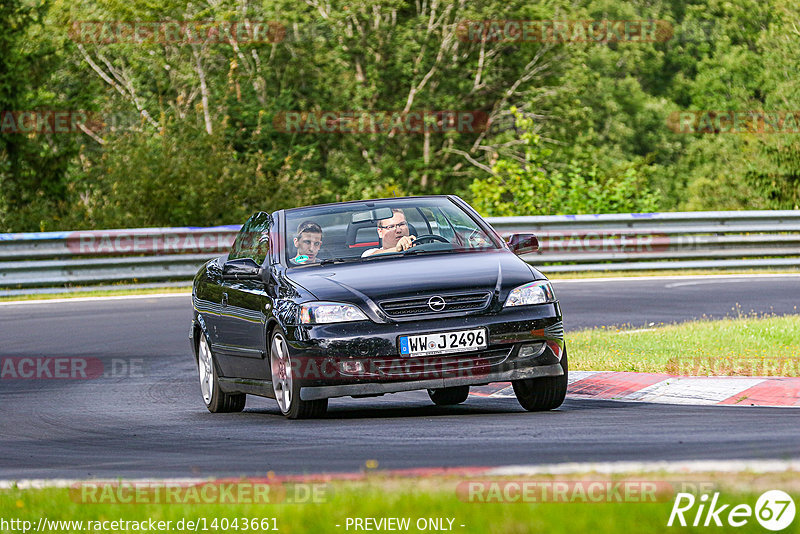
[399,328,487,357]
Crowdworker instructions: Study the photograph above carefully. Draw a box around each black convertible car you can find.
[190,195,567,418]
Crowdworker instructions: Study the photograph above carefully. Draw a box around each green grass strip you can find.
[568,315,800,375]
[1,477,798,534]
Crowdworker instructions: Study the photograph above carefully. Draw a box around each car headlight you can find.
[504,281,556,307]
[299,302,368,324]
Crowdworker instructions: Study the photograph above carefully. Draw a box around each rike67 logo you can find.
[668,490,796,531]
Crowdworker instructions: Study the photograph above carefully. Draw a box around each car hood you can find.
[285,250,541,305]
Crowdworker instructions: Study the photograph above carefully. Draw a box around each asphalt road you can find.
[1,275,798,479]
[554,274,800,330]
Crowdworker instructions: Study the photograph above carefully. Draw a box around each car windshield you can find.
[284,197,499,266]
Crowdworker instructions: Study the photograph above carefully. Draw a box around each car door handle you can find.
[221,292,228,307]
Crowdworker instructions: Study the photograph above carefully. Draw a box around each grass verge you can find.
[568,315,800,375]
[1,473,797,534]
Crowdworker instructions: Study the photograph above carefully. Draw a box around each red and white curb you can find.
[472,371,800,406]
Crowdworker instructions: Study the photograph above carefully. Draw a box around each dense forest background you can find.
[1,0,798,232]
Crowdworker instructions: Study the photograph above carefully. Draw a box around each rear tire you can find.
[197,333,246,413]
[270,328,328,419]
[427,386,470,406]
[512,350,568,411]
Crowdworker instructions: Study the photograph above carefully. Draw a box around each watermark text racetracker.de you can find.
[72,480,328,504]
[284,353,500,382]
[0,110,152,135]
[0,357,144,380]
[667,356,800,377]
[0,111,104,135]
[69,20,285,44]
[65,229,235,255]
[457,479,712,503]
[456,19,673,43]
[272,110,490,134]
[522,230,669,255]
[667,110,800,134]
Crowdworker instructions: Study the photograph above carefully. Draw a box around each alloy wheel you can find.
[270,333,293,413]
[198,335,214,404]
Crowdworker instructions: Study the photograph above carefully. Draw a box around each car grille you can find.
[372,347,511,379]
[379,291,492,318]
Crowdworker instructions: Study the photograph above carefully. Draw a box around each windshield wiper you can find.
[361,250,403,260]
[362,246,459,260]
[318,257,359,265]
[401,247,461,257]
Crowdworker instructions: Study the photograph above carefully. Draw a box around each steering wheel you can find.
[413,234,450,245]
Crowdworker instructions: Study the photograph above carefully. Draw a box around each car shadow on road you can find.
[231,395,597,420]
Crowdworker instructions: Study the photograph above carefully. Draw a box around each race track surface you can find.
[1,275,798,479]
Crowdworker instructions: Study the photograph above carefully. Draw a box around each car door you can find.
[214,212,274,379]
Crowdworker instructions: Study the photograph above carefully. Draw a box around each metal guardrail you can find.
[0,211,798,291]
[488,210,800,273]
[0,226,239,290]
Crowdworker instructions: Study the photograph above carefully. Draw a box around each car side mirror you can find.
[507,233,539,255]
[222,258,264,281]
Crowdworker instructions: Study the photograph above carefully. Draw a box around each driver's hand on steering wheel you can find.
[394,235,416,252]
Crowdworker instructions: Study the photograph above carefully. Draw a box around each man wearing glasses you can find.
[361,209,417,257]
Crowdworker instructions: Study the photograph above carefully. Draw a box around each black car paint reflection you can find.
[190,195,568,418]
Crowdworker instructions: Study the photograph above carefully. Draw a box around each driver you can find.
[292,221,323,264]
[361,209,416,257]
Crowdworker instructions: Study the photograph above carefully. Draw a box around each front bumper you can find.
[286,302,565,400]
[299,362,563,400]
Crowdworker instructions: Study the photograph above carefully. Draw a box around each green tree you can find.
[0,0,84,231]
[470,110,659,216]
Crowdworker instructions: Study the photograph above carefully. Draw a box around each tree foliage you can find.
[1,0,798,231]
[470,110,659,216]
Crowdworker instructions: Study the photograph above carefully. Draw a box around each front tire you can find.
[512,350,568,411]
[427,386,470,406]
[197,333,246,413]
[270,329,328,419]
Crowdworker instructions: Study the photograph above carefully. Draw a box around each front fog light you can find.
[518,342,547,358]
[339,360,365,374]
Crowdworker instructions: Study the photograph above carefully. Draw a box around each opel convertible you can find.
[190,196,567,418]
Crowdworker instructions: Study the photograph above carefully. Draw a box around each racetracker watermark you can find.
[66,230,236,255]
[0,111,104,134]
[0,357,144,380]
[285,355,495,382]
[272,111,490,134]
[667,356,800,377]
[1,110,212,136]
[667,110,800,134]
[457,480,712,503]
[72,480,329,504]
[456,20,673,43]
[527,231,669,255]
[69,20,285,44]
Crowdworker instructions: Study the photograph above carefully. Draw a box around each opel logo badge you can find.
[428,296,446,312]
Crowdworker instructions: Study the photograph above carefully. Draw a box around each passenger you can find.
[361,209,416,257]
[292,221,323,264]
